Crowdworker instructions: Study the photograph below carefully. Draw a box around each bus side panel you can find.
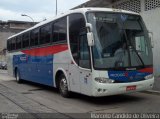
[53,50,71,88]
[36,55,53,86]
[11,44,68,87]
[13,53,54,86]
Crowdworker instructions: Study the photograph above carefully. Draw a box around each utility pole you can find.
[56,0,57,15]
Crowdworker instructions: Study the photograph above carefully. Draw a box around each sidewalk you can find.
[143,77,160,95]
[153,77,160,91]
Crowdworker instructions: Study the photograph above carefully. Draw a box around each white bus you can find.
[7,8,154,97]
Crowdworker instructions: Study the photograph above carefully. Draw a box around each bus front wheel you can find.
[59,74,70,98]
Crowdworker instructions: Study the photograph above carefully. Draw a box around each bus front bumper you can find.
[92,78,154,97]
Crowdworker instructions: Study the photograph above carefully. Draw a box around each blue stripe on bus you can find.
[108,70,151,83]
[13,54,54,86]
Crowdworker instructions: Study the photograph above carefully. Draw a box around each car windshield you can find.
[87,12,153,69]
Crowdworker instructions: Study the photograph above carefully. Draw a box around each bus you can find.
[7,8,154,97]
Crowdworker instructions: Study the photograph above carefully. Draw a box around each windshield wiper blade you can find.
[123,30,145,67]
[129,43,145,67]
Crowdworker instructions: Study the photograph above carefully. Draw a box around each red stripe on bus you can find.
[139,68,153,73]
[22,44,68,56]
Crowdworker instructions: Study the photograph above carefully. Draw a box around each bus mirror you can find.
[148,32,154,48]
[87,32,94,46]
[86,23,93,32]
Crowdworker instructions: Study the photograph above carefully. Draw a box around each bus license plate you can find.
[126,85,136,91]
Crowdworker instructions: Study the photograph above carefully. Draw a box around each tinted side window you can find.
[30,29,39,46]
[22,32,30,48]
[69,13,86,65]
[58,17,67,42]
[11,38,16,50]
[16,36,22,50]
[7,40,9,51]
[7,40,11,51]
[40,24,51,45]
[52,22,59,42]
[9,40,12,51]
[52,17,67,42]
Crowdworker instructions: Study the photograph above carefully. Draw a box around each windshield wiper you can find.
[118,14,145,68]
[123,30,145,67]
[128,41,145,67]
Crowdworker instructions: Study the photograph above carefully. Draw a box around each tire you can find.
[58,74,70,98]
[16,69,22,83]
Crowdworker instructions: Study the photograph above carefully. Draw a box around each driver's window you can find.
[136,36,144,51]
[79,34,90,69]
[135,36,148,55]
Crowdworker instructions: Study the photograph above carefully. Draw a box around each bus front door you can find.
[69,64,81,93]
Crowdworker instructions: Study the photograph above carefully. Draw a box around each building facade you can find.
[0,21,35,61]
[74,0,160,76]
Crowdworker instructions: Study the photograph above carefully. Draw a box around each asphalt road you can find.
[0,69,160,119]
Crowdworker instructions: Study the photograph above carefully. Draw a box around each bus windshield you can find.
[87,12,153,70]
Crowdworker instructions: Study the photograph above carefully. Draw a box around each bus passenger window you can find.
[40,24,51,45]
[7,40,10,51]
[7,39,12,51]
[22,32,29,48]
[16,36,22,50]
[58,18,67,42]
[11,38,16,50]
[52,22,59,42]
[52,17,67,43]
[9,40,12,51]
[30,29,39,46]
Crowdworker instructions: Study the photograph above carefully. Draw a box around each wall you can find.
[0,32,15,50]
[140,7,160,76]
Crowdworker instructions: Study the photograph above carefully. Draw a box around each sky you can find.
[0,0,89,22]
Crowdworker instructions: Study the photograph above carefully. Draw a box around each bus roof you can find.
[8,7,139,40]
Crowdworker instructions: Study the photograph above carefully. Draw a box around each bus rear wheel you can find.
[59,74,70,98]
[16,69,22,83]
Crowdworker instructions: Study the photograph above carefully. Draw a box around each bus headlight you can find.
[95,77,115,83]
[145,74,154,80]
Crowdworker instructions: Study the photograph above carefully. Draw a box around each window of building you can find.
[22,32,30,48]
[145,0,160,11]
[16,36,22,50]
[30,28,39,46]
[40,23,51,45]
[52,17,67,42]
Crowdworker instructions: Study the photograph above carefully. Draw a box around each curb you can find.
[141,90,160,96]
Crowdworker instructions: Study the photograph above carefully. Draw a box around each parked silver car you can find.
[0,61,7,70]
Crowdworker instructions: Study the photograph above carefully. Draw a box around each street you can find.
[0,69,160,119]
